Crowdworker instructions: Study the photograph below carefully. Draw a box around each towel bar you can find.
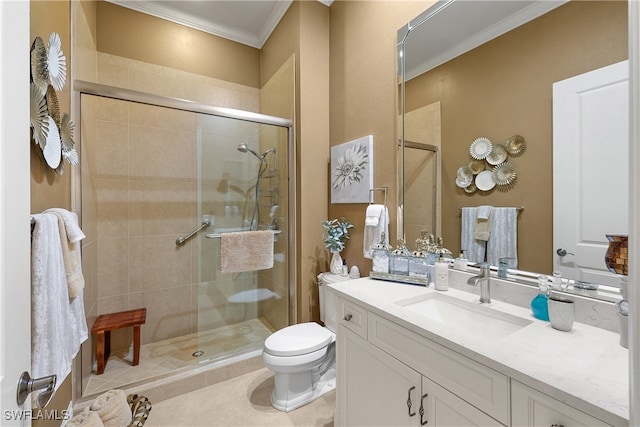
[205,229,282,239]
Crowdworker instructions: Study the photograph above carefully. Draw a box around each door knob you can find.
[16,371,56,408]
[556,248,575,257]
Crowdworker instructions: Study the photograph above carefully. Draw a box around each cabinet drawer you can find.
[340,298,367,338]
[511,380,611,427]
[368,312,509,425]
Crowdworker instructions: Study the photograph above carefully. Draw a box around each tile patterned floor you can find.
[146,367,335,427]
[84,318,274,397]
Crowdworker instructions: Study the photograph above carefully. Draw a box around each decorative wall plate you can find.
[505,135,526,156]
[493,162,517,185]
[43,115,61,169]
[30,36,48,95]
[46,85,61,126]
[60,113,79,165]
[468,159,485,174]
[470,137,493,160]
[47,32,67,92]
[464,182,477,194]
[475,170,496,191]
[487,144,508,165]
[457,165,472,180]
[456,176,472,188]
[30,83,49,149]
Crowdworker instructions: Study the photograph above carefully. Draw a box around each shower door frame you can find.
[72,79,296,395]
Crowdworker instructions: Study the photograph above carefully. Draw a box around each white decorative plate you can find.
[46,85,60,126]
[30,83,49,149]
[457,165,472,180]
[470,137,493,160]
[487,144,508,165]
[47,32,67,92]
[43,116,61,169]
[464,182,477,194]
[60,114,79,165]
[475,170,496,191]
[493,162,517,185]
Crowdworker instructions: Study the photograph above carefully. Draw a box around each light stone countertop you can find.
[327,276,629,427]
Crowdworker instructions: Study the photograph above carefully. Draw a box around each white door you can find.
[553,60,629,287]
[0,2,32,425]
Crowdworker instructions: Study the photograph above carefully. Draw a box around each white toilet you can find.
[262,275,339,412]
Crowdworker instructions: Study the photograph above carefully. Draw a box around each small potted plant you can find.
[322,217,354,274]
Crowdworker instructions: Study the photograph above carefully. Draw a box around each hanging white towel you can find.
[31,213,86,394]
[487,207,518,267]
[474,205,493,241]
[363,204,388,259]
[220,231,274,273]
[45,208,86,298]
[461,207,486,264]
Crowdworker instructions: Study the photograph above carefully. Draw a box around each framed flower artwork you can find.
[330,135,373,204]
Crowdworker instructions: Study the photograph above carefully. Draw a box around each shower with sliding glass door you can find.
[77,82,294,398]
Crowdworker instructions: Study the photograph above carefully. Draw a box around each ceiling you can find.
[107,0,332,49]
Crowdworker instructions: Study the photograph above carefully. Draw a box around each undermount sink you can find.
[396,292,532,340]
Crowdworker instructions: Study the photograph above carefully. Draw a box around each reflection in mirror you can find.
[397,0,628,299]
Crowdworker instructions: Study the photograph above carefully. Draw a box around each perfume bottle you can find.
[531,275,550,321]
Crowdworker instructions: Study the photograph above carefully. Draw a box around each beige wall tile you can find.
[128,125,195,181]
[130,287,193,343]
[95,120,129,178]
[96,179,129,238]
[129,235,193,292]
[97,237,130,298]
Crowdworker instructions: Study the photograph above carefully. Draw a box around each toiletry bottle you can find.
[531,275,550,321]
[434,254,449,291]
[453,250,468,271]
[342,259,348,277]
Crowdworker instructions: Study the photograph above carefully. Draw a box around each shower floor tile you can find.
[84,318,274,397]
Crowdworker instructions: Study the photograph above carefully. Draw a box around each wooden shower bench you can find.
[91,308,147,375]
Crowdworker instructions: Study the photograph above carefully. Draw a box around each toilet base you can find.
[271,366,336,412]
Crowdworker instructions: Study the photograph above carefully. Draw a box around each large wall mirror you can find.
[397,0,629,298]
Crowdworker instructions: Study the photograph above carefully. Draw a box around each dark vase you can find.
[605,234,628,275]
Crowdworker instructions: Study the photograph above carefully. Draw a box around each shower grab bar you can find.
[205,229,282,239]
[176,219,212,246]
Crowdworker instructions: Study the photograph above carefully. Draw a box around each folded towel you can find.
[67,409,105,427]
[220,231,274,273]
[31,213,74,393]
[90,390,132,427]
[461,207,486,263]
[45,209,85,298]
[363,205,388,259]
[365,204,384,227]
[487,207,518,267]
[474,205,493,241]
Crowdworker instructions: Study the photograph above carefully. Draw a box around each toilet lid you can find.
[264,322,333,357]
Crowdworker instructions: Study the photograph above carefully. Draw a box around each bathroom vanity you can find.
[328,278,628,427]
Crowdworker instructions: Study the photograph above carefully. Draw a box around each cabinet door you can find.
[511,381,611,427]
[421,376,504,427]
[336,325,422,427]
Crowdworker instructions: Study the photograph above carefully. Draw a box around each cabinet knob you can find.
[550,425,564,427]
[344,314,353,321]
[407,386,416,417]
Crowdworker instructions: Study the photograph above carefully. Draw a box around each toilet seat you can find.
[264,322,333,357]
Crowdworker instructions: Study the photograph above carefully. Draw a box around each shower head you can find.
[237,143,261,160]
[237,144,276,161]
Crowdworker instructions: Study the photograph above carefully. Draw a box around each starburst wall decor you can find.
[330,135,373,204]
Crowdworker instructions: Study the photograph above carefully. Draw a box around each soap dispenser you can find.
[453,250,468,271]
[531,275,550,321]
[434,252,449,291]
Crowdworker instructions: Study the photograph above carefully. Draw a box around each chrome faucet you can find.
[467,263,491,303]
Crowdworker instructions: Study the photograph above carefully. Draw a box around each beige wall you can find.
[96,1,261,89]
[30,0,74,423]
[405,1,628,274]
[328,1,432,273]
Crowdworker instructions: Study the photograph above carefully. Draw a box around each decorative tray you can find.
[369,271,430,287]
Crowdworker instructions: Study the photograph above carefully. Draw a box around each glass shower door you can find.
[195,113,290,364]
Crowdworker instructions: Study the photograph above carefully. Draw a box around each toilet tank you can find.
[318,273,348,333]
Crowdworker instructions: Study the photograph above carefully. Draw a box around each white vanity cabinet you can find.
[335,294,617,427]
[336,296,507,426]
[511,381,611,427]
